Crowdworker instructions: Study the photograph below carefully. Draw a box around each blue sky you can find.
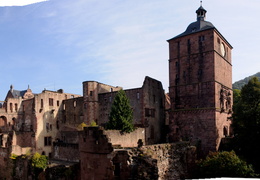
[0,0,259,100]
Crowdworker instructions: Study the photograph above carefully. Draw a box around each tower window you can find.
[199,35,205,42]
[177,41,180,57]
[187,39,191,53]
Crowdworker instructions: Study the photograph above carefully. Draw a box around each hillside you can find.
[232,72,260,90]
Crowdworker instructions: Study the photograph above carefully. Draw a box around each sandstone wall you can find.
[104,128,145,147]
[139,142,196,180]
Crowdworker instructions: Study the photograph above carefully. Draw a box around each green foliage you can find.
[77,122,87,130]
[10,153,18,160]
[233,89,241,105]
[90,121,98,127]
[232,77,260,172]
[197,151,257,178]
[31,152,48,170]
[233,72,260,90]
[106,89,134,133]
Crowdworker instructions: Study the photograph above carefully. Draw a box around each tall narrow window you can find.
[10,103,13,112]
[41,99,43,108]
[177,41,180,57]
[187,39,191,54]
[15,103,18,112]
[49,98,53,106]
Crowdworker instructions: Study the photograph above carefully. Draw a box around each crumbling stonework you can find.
[139,143,196,180]
[79,127,196,180]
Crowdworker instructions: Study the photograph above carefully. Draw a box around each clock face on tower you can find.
[220,43,226,57]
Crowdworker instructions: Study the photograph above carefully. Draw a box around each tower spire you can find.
[196,2,207,21]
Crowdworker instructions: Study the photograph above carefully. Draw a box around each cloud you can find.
[0,0,48,6]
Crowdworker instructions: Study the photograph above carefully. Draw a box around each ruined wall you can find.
[98,87,143,126]
[79,127,196,180]
[79,127,114,180]
[139,143,196,180]
[82,81,122,124]
[12,131,34,155]
[53,142,79,162]
[104,128,145,147]
[62,97,84,127]
[0,145,12,179]
[97,76,166,145]
[142,76,166,145]
[34,90,81,157]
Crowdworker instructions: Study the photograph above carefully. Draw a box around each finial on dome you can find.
[196,2,207,21]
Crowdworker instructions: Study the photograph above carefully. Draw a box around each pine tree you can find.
[106,89,134,133]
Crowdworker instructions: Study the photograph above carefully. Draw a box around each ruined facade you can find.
[79,126,196,180]
[83,76,166,145]
[0,86,80,163]
[52,76,166,162]
[168,5,232,154]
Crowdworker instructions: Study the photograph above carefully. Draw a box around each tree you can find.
[232,77,260,172]
[197,151,257,178]
[106,89,134,133]
[31,152,48,179]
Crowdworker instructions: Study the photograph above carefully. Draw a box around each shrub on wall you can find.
[31,152,48,170]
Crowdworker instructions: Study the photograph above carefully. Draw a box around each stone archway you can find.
[0,116,7,127]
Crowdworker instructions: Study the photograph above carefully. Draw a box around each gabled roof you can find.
[10,90,27,98]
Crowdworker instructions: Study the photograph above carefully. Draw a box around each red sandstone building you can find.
[168,5,233,154]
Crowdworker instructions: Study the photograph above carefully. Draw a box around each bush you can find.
[197,151,257,178]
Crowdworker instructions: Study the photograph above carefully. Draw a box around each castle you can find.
[0,4,232,179]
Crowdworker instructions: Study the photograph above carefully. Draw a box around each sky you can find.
[0,0,259,100]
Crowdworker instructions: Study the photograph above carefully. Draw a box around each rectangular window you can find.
[49,98,53,106]
[187,39,191,54]
[137,92,140,100]
[199,35,205,42]
[177,41,180,57]
[15,103,18,112]
[10,103,13,112]
[145,108,150,117]
[145,108,155,117]
[46,123,50,132]
[44,136,52,146]
[41,99,43,108]
[57,100,60,106]
[150,109,155,117]
[90,91,93,96]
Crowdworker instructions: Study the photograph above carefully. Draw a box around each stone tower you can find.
[168,5,232,154]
